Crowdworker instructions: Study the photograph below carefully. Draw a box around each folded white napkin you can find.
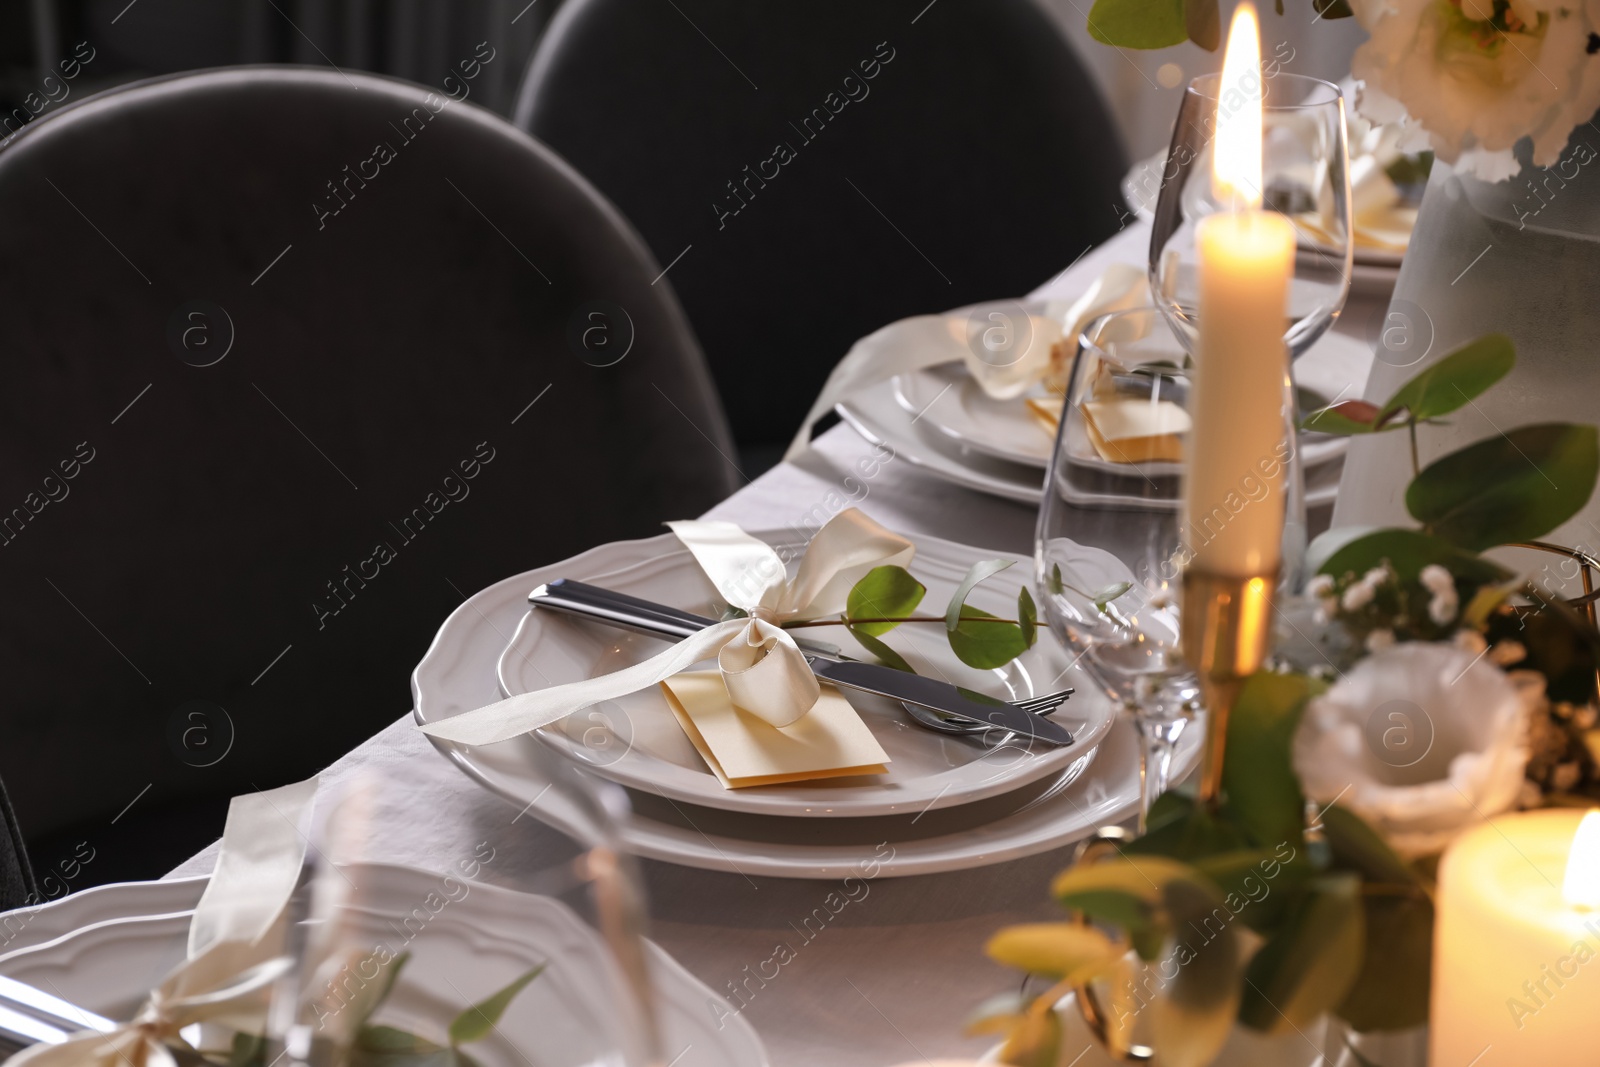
[784,264,1150,461]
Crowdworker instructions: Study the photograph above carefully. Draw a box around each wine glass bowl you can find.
[1150,72,1352,361]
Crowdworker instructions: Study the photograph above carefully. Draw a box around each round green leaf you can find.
[1405,422,1599,550]
[985,922,1124,984]
[1317,528,1509,584]
[948,605,1030,669]
[1378,333,1514,424]
[845,565,926,637]
[1086,0,1188,47]
[1238,875,1365,1034]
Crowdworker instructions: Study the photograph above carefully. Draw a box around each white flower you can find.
[1342,581,1377,612]
[1454,628,1489,655]
[1366,627,1398,652]
[1293,643,1532,857]
[1429,587,1460,625]
[1350,0,1600,180]
[1363,566,1392,588]
[1419,564,1455,596]
[1307,574,1336,599]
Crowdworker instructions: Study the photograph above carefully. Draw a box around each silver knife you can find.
[0,975,116,1055]
[529,579,1074,747]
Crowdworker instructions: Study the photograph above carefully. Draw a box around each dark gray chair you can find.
[515,0,1129,463]
[0,66,736,885]
[0,777,34,913]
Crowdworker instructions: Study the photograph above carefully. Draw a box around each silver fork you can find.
[532,579,1074,738]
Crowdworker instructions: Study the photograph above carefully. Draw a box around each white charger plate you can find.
[0,863,766,1067]
[837,379,1345,510]
[892,328,1368,473]
[413,534,1201,879]
[492,532,1115,819]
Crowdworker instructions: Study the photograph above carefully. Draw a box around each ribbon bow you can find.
[10,779,318,1067]
[419,508,915,746]
[784,264,1150,461]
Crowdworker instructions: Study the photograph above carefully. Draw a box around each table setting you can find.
[9,0,1600,1063]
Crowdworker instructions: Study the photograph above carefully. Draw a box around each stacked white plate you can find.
[834,320,1372,507]
[0,863,766,1067]
[414,529,1202,880]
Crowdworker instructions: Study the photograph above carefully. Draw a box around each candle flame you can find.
[1213,2,1264,210]
[1563,810,1600,909]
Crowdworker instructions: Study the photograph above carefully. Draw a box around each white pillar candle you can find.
[1184,2,1294,577]
[1431,809,1600,1066]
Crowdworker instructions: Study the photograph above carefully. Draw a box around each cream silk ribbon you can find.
[418,508,915,745]
[10,778,318,1067]
[783,264,1150,462]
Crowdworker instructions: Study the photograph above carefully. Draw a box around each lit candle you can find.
[1431,809,1600,1065]
[1184,2,1295,576]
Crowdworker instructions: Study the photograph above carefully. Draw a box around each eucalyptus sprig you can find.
[781,561,1041,671]
[219,953,544,1067]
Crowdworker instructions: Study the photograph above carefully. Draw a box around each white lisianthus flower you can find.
[1351,0,1600,180]
[1293,643,1533,857]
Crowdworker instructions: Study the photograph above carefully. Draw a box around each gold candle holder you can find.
[1180,569,1276,804]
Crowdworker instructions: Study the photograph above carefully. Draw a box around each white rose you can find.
[1293,643,1532,857]
[1350,0,1600,180]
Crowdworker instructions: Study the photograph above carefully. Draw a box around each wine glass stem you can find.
[1136,715,1187,834]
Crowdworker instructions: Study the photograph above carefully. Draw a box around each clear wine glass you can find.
[1150,72,1352,361]
[1034,308,1298,828]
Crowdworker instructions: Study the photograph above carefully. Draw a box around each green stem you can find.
[1408,419,1420,478]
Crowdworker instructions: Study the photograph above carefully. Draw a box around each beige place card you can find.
[1080,397,1189,463]
[659,671,890,789]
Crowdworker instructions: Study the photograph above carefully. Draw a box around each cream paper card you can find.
[660,671,890,788]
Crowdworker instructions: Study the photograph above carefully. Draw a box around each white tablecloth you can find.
[170,222,1384,1067]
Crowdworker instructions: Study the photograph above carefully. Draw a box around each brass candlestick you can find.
[1180,569,1276,804]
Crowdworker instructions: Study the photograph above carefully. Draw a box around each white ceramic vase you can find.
[1332,123,1600,592]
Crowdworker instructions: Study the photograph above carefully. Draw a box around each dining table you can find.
[166,217,1389,1067]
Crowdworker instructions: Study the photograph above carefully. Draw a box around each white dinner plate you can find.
[837,378,1346,510]
[0,863,766,1067]
[891,329,1368,474]
[413,534,1201,878]
[492,532,1116,819]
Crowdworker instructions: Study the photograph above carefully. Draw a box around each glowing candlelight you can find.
[1184,2,1294,577]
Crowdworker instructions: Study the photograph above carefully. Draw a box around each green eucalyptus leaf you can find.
[965,991,1031,1036]
[946,559,1015,631]
[1302,399,1384,436]
[1123,794,1248,863]
[948,605,1031,669]
[1222,672,1324,849]
[1378,333,1514,425]
[227,1033,266,1067]
[985,922,1124,983]
[341,951,412,1038]
[448,964,545,1046]
[845,624,916,673]
[1152,879,1243,1067]
[846,565,926,636]
[1086,0,1188,48]
[1336,889,1433,1032]
[349,1025,457,1067]
[1184,0,1221,50]
[1320,806,1414,886]
[1052,855,1210,962]
[996,1007,1062,1067]
[1094,582,1134,612]
[1047,563,1065,596]
[1239,875,1365,1034]
[1017,586,1038,650]
[1317,528,1509,584]
[1406,423,1599,550]
[1319,808,1434,1031]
